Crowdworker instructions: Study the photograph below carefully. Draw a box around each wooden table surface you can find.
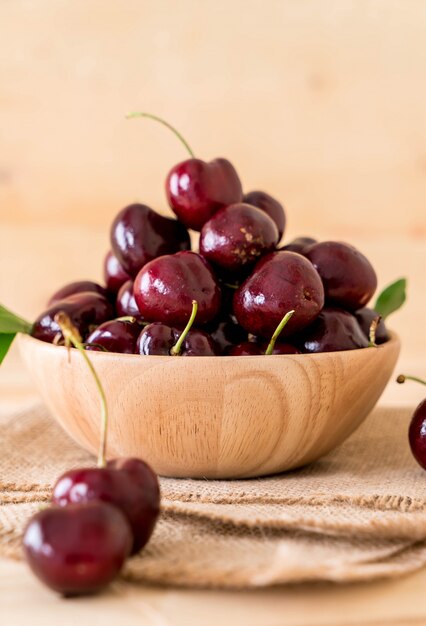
[1,225,426,625]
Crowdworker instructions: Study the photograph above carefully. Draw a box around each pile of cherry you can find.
[7,113,426,599]
[31,117,388,358]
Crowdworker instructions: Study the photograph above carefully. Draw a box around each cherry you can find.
[137,323,217,356]
[48,281,108,305]
[266,342,300,355]
[228,341,261,356]
[243,191,286,239]
[229,341,300,356]
[134,251,221,326]
[32,292,114,344]
[409,399,426,470]
[396,375,426,470]
[233,251,324,338]
[167,159,243,231]
[103,251,131,295]
[355,307,389,345]
[116,279,143,319]
[111,203,191,277]
[280,236,317,254]
[207,316,248,353]
[299,307,369,353]
[228,310,299,355]
[127,113,243,231]
[23,502,132,596]
[52,459,160,555]
[199,203,279,274]
[136,301,218,356]
[304,241,377,310]
[85,319,141,354]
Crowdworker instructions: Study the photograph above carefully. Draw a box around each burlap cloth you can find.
[1,403,426,588]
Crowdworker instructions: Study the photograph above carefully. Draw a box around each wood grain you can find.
[18,333,400,478]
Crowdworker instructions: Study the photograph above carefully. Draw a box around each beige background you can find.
[1,3,426,623]
[0,0,425,235]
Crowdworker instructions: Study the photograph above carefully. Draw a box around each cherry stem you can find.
[126,112,195,159]
[368,316,381,347]
[264,310,295,355]
[170,300,198,356]
[115,316,136,323]
[55,312,109,469]
[396,374,426,387]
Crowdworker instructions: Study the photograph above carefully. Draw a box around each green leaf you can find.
[374,278,407,320]
[0,303,32,334]
[0,333,16,364]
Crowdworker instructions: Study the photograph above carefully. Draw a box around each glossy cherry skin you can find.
[23,502,132,596]
[85,319,141,354]
[103,251,131,295]
[233,251,324,339]
[304,241,377,310]
[354,307,389,344]
[116,280,143,319]
[199,203,279,274]
[111,203,191,277]
[280,236,317,255]
[409,399,426,470]
[134,251,221,326]
[166,158,243,231]
[52,459,160,555]
[48,281,108,306]
[243,191,286,239]
[207,316,248,353]
[32,292,114,344]
[299,307,369,353]
[136,322,218,356]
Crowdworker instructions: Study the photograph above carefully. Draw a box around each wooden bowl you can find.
[18,332,400,479]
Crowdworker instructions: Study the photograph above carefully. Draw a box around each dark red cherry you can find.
[280,236,317,254]
[23,502,132,596]
[103,251,131,295]
[107,458,160,551]
[85,319,141,354]
[266,342,300,355]
[228,341,262,356]
[136,322,217,356]
[354,307,389,344]
[207,316,248,353]
[52,459,160,555]
[199,203,279,274]
[243,191,286,239]
[409,399,426,470]
[299,307,369,353]
[32,292,114,344]
[233,251,324,338]
[134,251,221,326]
[116,280,143,319]
[228,340,300,356]
[166,158,243,231]
[136,322,175,355]
[304,241,377,310]
[180,329,218,356]
[48,281,108,306]
[111,203,191,277]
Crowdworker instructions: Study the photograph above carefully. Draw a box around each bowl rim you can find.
[17,330,400,363]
